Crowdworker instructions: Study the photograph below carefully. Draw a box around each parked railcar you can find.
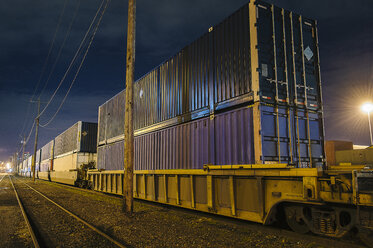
[35,149,41,178]
[48,121,98,185]
[18,155,32,177]
[26,155,32,177]
[18,161,24,175]
[19,122,97,186]
[20,156,29,176]
[88,0,373,241]
[38,140,54,181]
[19,160,26,175]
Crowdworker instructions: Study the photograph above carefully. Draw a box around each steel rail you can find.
[9,176,40,248]
[0,174,6,183]
[14,177,128,248]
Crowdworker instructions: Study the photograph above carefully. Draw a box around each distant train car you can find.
[26,155,33,177]
[35,149,41,178]
[17,162,22,175]
[38,140,54,181]
[40,121,98,185]
[86,0,373,241]
[18,155,33,177]
[21,157,28,176]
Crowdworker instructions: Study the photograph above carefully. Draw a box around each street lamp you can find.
[361,102,373,146]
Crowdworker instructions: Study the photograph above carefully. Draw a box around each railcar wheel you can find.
[284,206,310,234]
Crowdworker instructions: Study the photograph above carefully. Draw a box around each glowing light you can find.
[6,163,11,169]
[361,102,373,113]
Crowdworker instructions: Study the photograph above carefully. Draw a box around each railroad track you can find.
[9,176,130,248]
[8,175,39,248]
[23,177,365,248]
[0,174,6,183]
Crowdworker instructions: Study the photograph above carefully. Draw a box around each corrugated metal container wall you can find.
[134,70,158,130]
[133,33,211,131]
[97,140,124,170]
[135,117,210,170]
[98,102,107,143]
[22,159,27,171]
[40,140,53,172]
[100,107,256,170]
[177,34,210,115]
[27,156,32,172]
[212,5,251,104]
[40,161,50,172]
[36,149,41,171]
[54,122,79,156]
[100,119,210,171]
[80,122,98,153]
[97,146,105,169]
[41,141,53,161]
[98,91,126,144]
[214,107,255,165]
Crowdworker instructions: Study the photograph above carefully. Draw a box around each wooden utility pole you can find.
[123,0,136,213]
[14,153,17,172]
[31,99,40,182]
[16,152,19,173]
[21,136,25,176]
[13,153,16,172]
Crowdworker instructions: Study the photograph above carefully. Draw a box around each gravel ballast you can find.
[4,176,366,248]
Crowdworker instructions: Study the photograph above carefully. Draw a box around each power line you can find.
[39,126,61,130]
[40,0,111,127]
[18,102,32,137]
[17,142,23,155]
[32,0,69,101]
[38,0,81,100]
[17,0,68,141]
[24,120,36,145]
[37,0,107,119]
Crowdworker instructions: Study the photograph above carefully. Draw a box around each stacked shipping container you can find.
[50,121,97,184]
[27,156,33,176]
[40,141,53,172]
[38,140,54,180]
[97,0,324,171]
[32,121,98,184]
[35,149,41,174]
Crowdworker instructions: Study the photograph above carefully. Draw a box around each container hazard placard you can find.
[304,46,313,61]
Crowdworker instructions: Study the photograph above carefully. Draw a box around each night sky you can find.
[0,0,372,162]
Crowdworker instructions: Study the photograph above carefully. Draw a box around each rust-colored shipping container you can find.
[325,140,353,166]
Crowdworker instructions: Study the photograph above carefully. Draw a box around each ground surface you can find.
[0,174,33,247]
[0,174,367,248]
